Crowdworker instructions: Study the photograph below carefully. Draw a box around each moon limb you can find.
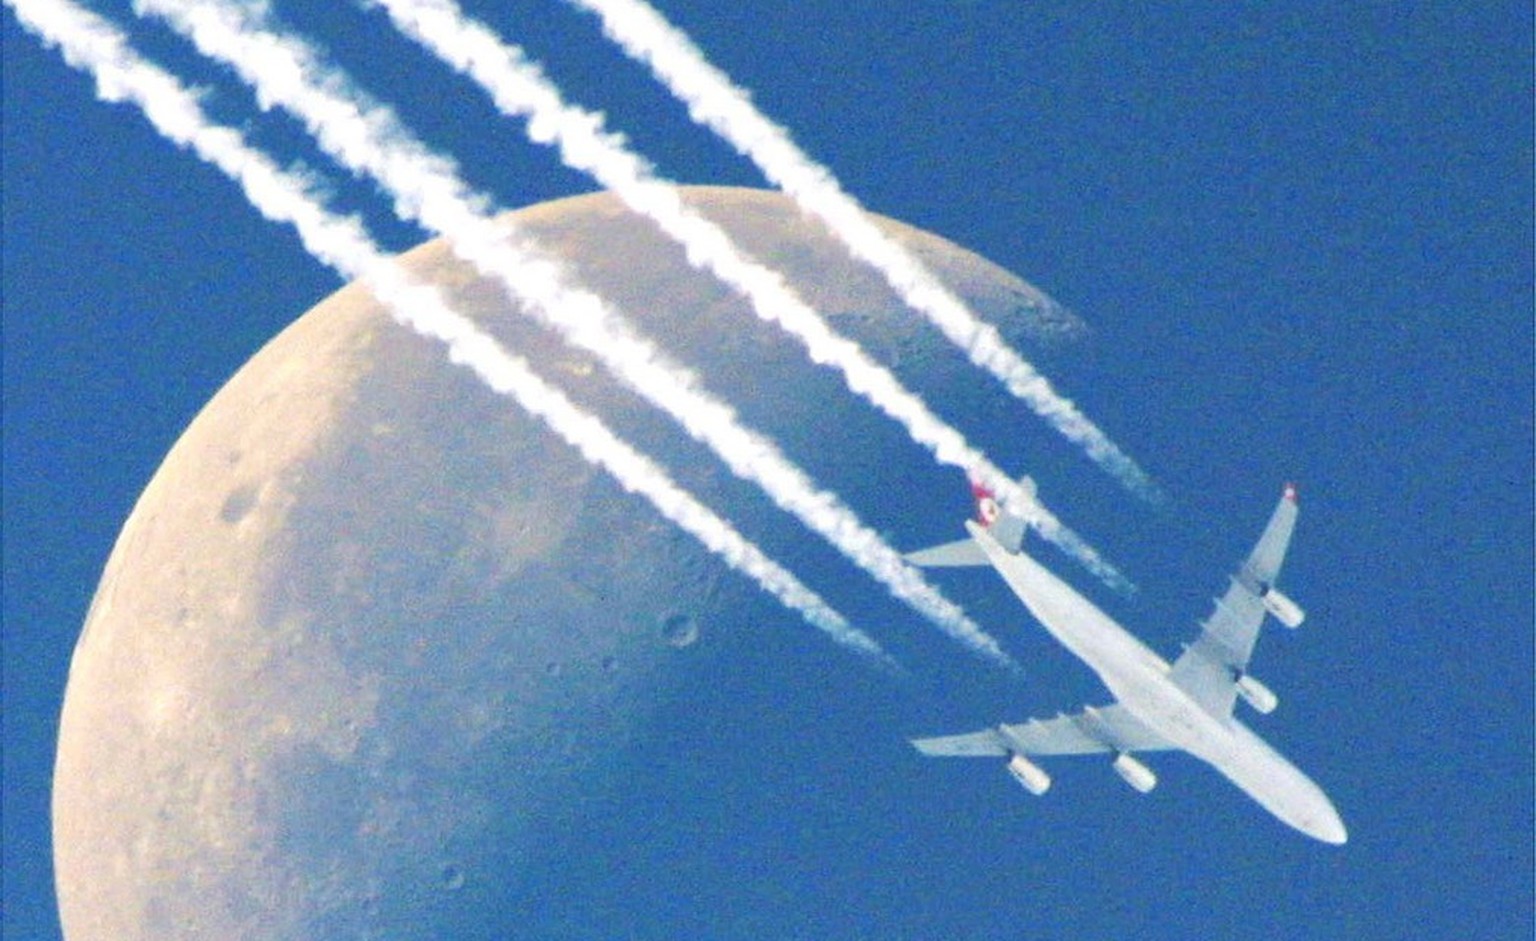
[53,187,1078,939]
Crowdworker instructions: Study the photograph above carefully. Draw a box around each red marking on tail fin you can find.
[970,481,1001,526]
[1283,482,1299,503]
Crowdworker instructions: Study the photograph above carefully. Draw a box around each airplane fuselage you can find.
[964,520,1347,844]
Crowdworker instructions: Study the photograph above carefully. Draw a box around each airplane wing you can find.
[913,703,1173,758]
[1169,484,1301,718]
[910,728,1009,757]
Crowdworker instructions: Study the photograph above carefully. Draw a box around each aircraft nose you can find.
[1309,808,1348,845]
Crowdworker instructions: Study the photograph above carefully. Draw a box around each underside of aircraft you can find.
[907,482,1346,844]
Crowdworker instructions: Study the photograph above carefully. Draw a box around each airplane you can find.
[906,481,1347,844]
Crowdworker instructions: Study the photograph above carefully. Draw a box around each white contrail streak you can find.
[137,0,1027,666]
[4,0,901,673]
[568,0,1166,506]
[358,0,1129,593]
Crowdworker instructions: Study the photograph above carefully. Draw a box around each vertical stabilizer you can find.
[905,474,1033,567]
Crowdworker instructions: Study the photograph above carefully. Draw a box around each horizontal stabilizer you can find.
[904,537,989,568]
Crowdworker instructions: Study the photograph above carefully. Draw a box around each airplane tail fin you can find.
[906,475,1033,567]
[976,474,1032,554]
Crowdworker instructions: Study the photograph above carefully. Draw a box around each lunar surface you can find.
[53,186,1079,939]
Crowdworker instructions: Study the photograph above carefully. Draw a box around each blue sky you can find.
[4,1,1531,937]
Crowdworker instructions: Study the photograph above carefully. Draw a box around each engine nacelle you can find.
[1006,753,1051,796]
[1112,753,1157,794]
[1236,673,1279,714]
[1261,586,1306,629]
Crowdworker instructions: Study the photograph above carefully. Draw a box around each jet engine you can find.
[1260,586,1306,629]
[1236,673,1279,714]
[1006,753,1051,795]
[1111,753,1157,794]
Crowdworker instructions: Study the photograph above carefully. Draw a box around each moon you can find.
[53,186,1079,939]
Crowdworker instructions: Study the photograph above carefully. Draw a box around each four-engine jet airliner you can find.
[906,482,1347,844]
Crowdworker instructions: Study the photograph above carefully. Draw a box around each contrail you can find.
[3,0,902,673]
[357,0,1130,593]
[568,0,1166,506]
[138,0,1028,667]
